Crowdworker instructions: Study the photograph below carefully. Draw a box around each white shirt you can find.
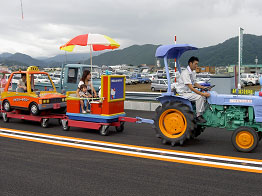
[78,80,91,90]
[176,66,196,94]
[79,90,88,98]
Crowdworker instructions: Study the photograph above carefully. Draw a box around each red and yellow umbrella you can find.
[60,33,120,52]
[60,34,120,75]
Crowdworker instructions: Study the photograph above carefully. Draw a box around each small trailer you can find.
[61,75,153,135]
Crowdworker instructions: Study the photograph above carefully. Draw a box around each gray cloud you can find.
[0,0,262,57]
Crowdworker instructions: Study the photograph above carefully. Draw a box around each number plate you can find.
[53,103,60,109]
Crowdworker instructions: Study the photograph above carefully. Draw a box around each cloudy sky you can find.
[0,0,262,57]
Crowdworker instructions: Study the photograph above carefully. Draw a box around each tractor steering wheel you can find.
[203,85,215,91]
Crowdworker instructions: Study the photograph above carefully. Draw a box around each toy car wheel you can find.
[232,127,259,152]
[61,120,70,131]
[99,125,110,136]
[151,87,155,92]
[3,100,11,112]
[154,101,194,146]
[2,113,9,123]
[30,103,40,116]
[115,122,125,132]
[41,119,49,128]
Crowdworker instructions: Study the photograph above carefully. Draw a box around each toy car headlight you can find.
[46,99,50,104]
[43,100,47,104]
[62,98,66,102]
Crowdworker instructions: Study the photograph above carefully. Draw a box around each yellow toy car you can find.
[1,66,66,115]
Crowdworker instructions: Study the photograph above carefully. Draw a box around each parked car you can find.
[125,76,132,85]
[148,74,158,82]
[50,76,60,84]
[141,76,151,83]
[35,75,50,84]
[131,73,146,83]
[156,70,165,78]
[11,75,21,84]
[240,73,258,86]
[151,79,168,92]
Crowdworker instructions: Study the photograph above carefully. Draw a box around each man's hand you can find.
[202,92,210,97]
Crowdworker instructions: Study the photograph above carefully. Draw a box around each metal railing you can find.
[125,91,161,101]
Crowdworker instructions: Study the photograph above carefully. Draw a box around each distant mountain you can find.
[0,52,12,58]
[179,34,262,66]
[85,44,160,66]
[1,34,262,67]
[5,53,45,66]
[36,51,104,62]
[39,53,89,63]
[83,34,262,67]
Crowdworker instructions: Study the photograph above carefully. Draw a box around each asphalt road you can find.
[0,110,262,196]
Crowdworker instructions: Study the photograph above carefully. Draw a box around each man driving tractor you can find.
[176,56,210,123]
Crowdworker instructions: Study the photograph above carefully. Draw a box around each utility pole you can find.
[255,56,258,75]
[238,27,244,90]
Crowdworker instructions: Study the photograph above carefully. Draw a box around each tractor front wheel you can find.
[154,101,194,146]
[232,127,259,152]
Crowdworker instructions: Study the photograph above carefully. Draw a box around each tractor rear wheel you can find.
[154,101,194,146]
[258,132,262,141]
[232,127,259,152]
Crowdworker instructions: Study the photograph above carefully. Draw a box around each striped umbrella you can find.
[60,33,120,77]
[60,33,120,51]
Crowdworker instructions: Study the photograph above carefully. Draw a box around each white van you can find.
[240,73,258,86]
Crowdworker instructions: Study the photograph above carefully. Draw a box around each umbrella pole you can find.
[65,51,67,64]
[89,45,93,95]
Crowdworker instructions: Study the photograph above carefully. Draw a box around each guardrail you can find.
[125,91,161,101]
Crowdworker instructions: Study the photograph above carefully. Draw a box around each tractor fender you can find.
[156,95,193,110]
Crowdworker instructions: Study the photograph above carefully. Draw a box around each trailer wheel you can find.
[115,122,125,132]
[2,113,9,123]
[154,101,194,146]
[41,119,49,128]
[3,100,11,112]
[61,120,70,131]
[232,127,259,152]
[58,119,62,125]
[30,102,39,116]
[99,125,110,136]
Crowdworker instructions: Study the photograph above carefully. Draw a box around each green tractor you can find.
[154,44,262,152]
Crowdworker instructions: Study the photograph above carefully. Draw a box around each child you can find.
[79,84,92,113]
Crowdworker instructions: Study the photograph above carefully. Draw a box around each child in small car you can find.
[79,84,92,113]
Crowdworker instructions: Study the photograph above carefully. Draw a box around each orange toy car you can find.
[1,66,66,115]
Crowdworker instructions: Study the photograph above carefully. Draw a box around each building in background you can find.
[196,66,216,74]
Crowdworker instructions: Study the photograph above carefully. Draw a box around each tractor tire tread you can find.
[154,100,195,146]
